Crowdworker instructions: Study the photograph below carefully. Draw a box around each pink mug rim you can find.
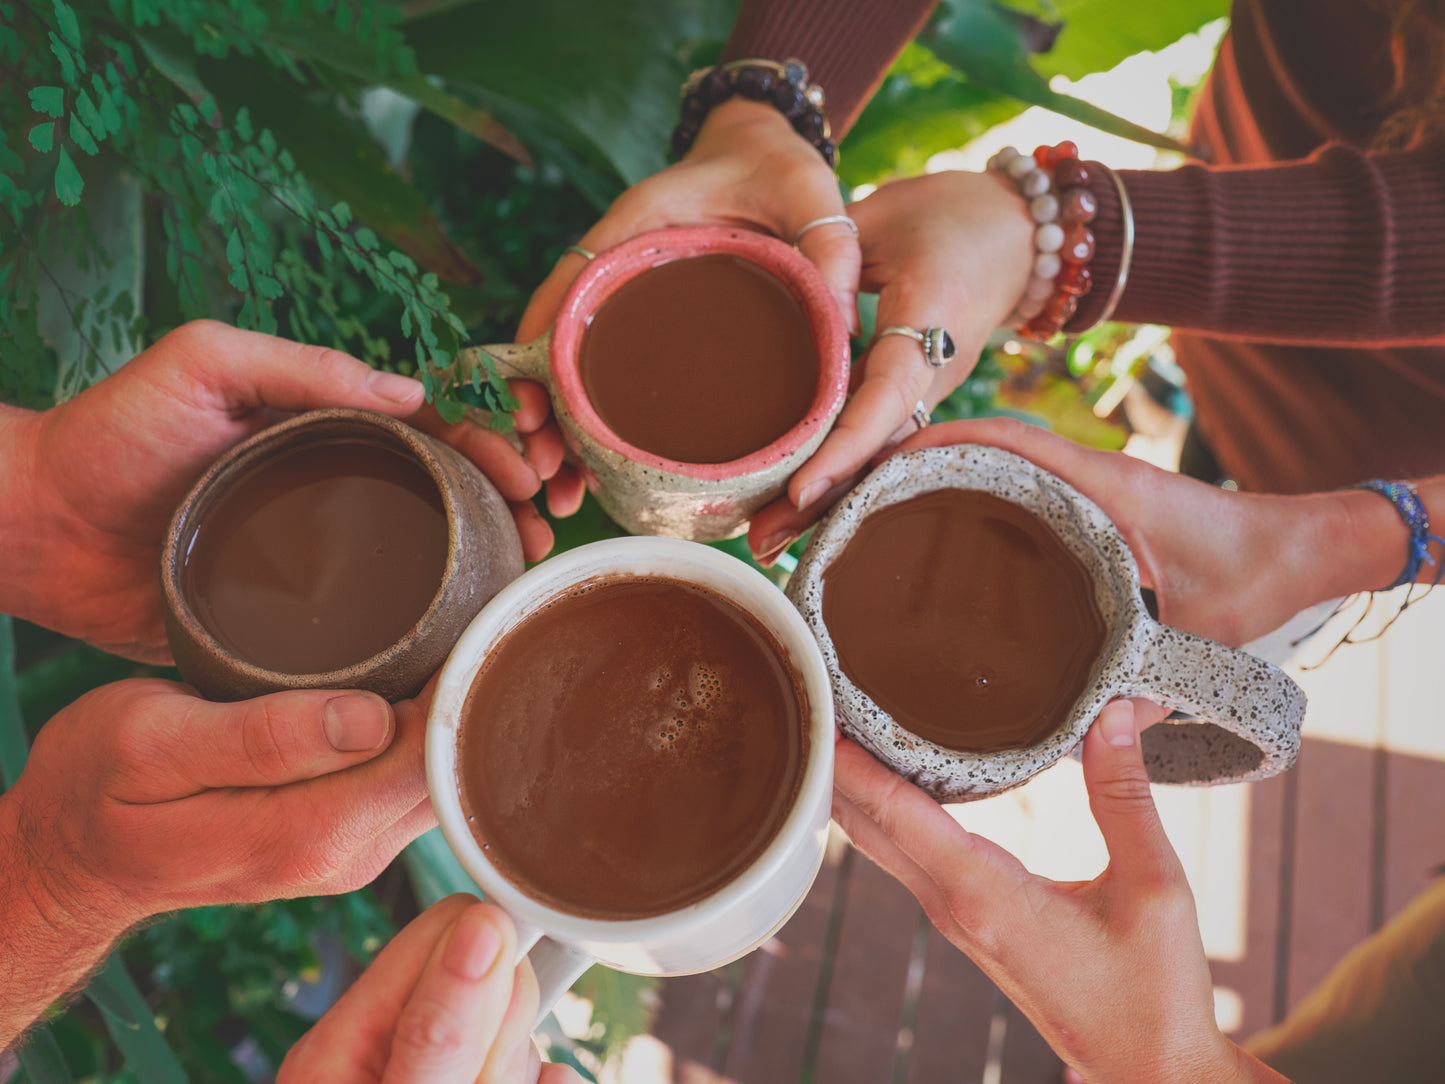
[550,225,851,481]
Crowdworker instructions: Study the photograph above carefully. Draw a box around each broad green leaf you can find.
[87,955,189,1084]
[405,0,735,185]
[53,145,83,205]
[29,85,65,117]
[16,1025,73,1084]
[133,29,216,115]
[29,122,55,153]
[1019,0,1228,81]
[198,55,484,284]
[402,826,480,908]
[251,3,532,167]
[920,0,1192,153]
[842,70,1023,186]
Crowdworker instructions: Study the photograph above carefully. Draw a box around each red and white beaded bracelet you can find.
[987,141,1100,341]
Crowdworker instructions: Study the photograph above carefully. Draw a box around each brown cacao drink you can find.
[180,438,449,675]
[578,253,818,464]
[457,576,808,919]
[822,489,1106,753]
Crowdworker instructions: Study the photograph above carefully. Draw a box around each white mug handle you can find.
[1116,619,1306,785]
[510,914,597,1030]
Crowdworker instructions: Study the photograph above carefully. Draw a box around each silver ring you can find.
[792,214,858,247]
[876,325,956,369]
[562,244,595,261]
[912,400,931,431]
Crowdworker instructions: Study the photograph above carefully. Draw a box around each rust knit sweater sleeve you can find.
[721,0,936,135]
[1068,142,1445,346]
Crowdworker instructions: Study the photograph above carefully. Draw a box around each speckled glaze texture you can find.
[457,226,850,541]
[787,444,1306,801]
[161,409,525,703]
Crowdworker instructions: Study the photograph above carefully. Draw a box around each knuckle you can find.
[391,997,468,1062]
[241,700,301,779]
[1094,773,1157,809]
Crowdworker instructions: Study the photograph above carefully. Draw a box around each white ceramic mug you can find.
[425,537,835,1022]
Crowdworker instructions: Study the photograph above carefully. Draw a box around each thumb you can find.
[154,321,425,418]
[113,683,396,800]
[1080,700,1184,889]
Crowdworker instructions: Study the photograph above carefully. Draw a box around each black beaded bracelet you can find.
[671,57,836,167]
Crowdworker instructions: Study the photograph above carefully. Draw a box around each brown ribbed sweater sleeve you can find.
[721,0,937,135]
[1068,142,1445,346]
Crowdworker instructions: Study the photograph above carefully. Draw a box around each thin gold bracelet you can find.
[1081,163,1134,330]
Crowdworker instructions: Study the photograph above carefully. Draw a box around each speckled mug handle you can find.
[454,335,552,446]
[1116,619,1305,786]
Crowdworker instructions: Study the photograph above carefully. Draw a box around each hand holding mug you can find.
[0,678,433,1045]
[750,169,1034,561]
[281,895,583,1084]
[514,98,861,518]
[831,701,1290,1084]
[887,418,1366,648]
[0,320,552,663]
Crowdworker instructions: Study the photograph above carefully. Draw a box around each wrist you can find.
[0,405,50,619]
[0,787,129,943]
[1316,488,1413,599]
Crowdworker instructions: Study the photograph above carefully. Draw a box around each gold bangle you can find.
[1082,163,1134,330]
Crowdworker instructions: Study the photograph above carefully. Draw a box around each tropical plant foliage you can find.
[1,0,1224,1079]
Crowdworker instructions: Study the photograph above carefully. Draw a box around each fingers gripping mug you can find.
[786,444,1307,802]
[456,226,851,542]
[425,538,835,1023]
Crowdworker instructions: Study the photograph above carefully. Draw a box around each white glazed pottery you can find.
[787,444,1306,802]
[426,537,835,1023]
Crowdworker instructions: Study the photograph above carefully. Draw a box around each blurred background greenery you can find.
[1,0,1225,1079]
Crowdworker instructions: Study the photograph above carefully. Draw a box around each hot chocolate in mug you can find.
[425,537,835,1023]
[787,443,1307,802]
[455,226,851,542]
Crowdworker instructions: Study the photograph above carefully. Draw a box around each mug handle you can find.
[511,913,597,1030]
[456,333,553,385]
[1114,620,1306,786]
[452,336,553,452]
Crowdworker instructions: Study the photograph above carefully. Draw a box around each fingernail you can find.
[753,529,798,567]
[1098,702,1137,748]
[443,906,504,981]
[796,478,832,511]
[323,695,391,752]
[366,369,424,404]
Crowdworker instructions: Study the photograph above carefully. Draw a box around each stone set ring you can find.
[876,325,957,369]
[562,244,596,261]
[792,214,858,247]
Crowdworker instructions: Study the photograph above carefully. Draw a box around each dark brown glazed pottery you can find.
[161,408,525,702]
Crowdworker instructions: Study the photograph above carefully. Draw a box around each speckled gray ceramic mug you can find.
[787,444,1307,802]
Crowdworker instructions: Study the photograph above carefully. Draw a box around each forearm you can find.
[1071,143,1445,346]
[721,0,936,135]
[0,793,123,1051]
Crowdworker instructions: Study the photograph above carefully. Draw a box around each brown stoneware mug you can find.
[455,225,850,542]
[161,408,525,702]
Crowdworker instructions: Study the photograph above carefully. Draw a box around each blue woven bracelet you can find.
[1356,479,1445,589]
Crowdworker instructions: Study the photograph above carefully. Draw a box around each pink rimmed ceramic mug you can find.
[456,226,851,541]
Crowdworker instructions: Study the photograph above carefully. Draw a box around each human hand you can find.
[3,678,432,939]
[749,170,1033,563]
[831,700,1288,1084]
[3,320,553,663]
[281,895,583,1084]
[515,98,859,518]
